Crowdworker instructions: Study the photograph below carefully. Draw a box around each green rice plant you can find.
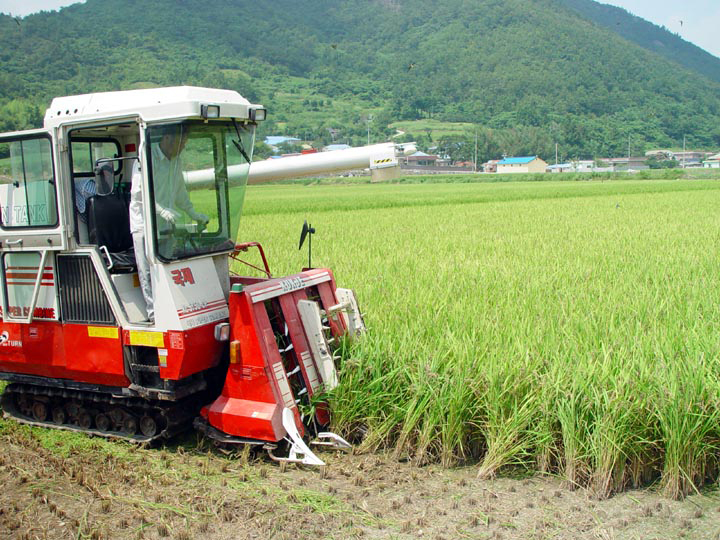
[653,355,720,499]
[556,373,594,489]
[533,379,561,475]
[437,358,483,466]
[238,176,720,492]
[586,356,654,499]
[475,355,544,478]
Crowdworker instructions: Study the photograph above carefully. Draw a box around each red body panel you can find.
[155,325,223,380]
[204,395,283,441]
[0,318,222,388]
[63,324,127,386]
[0,320,65,378]
[0,321,128,387]
[202,268,348,443]
[202,281,286,442]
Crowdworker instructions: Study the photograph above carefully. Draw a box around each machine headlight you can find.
[214,322,231,341]
[249,108,267,122]
[201,104,220,119]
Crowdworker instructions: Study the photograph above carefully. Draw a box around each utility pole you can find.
[682,135,686,168]
[555,143,558,165]
[367,114,373,146]
[627,135,631,170]
[474,131,478,173]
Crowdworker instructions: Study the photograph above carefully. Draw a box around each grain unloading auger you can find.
[0,86,411,465]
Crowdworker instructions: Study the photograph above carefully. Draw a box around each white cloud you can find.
[0,1,85,17]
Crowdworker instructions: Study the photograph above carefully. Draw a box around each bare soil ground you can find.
[1,422,719,540]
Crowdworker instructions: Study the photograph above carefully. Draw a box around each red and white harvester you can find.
[0,87,412,465]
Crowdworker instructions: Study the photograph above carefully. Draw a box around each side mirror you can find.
[299,220,316,269]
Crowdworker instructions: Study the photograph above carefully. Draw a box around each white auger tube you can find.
[183,142,416,189]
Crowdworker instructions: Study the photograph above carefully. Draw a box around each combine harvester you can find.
[0,86,413,465]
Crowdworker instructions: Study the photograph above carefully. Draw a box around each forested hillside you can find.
[556,0,720,84]
[1,0,719,162]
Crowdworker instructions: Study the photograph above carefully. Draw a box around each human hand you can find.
[157,206,180,224]
[190,211,209,225]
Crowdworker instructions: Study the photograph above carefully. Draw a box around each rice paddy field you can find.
[5,174,720,539]
[240,175,720,500]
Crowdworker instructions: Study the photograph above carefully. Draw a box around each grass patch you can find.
[390,119,476,137]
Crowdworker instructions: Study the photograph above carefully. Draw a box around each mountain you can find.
[0,0,719,162]
[556,0,720,83]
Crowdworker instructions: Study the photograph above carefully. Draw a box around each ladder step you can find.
[130,364,160,373]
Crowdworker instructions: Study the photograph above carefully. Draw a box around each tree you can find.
[253,141,273,160]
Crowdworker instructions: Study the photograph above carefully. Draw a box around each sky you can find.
[603,0,720,58]
[0,0,718,58]
[0,0,85,17]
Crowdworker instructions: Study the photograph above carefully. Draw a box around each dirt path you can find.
[1,424,719,539]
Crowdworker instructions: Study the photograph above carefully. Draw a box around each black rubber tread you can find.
[0,383,200,443]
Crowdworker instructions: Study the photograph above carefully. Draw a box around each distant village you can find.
[263,136,720,175]
[479,151,720,174]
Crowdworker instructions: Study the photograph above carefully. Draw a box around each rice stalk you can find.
[654,355,720,499]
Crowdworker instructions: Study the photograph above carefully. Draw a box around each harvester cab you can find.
[0,86,365,465]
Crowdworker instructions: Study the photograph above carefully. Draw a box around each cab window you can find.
[0,135,58,228]
[71,139,121,176]
[147,121,254,262]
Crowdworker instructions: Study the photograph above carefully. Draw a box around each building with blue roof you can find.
[497,156,536,165]
[496,155,548,174]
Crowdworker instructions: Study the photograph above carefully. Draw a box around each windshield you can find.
[146,120,255,261]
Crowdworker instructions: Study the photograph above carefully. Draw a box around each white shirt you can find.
[129,144,194,235]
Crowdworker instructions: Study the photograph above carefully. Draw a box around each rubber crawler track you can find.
[1,383,200,443]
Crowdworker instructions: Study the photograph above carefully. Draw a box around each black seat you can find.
[88,194,136,273]
[87,163,136,273]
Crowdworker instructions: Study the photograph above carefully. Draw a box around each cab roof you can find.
[44,86,262,129]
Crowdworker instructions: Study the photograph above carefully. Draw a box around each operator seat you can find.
[87,163,136,273]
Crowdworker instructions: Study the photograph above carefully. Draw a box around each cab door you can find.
[0,130,65,250]
[0,131,66,375]
[0,130,65,322]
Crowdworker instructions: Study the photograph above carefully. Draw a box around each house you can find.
[547,163,574,173]
[604,157,648,171]
[547,160,596,173]
[454,161,475,168]
[405,151,439,166]
[703,153,720,168]
[496,156,548,174]
[482,159,499,173]
[575,160,595,172]
[672,151,713,167]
